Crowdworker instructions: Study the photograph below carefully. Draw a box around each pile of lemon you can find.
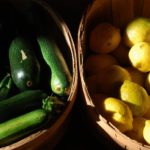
[85,17,150,144]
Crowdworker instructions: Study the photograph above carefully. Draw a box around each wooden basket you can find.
[78,0,150,149]
[0,0,78,149]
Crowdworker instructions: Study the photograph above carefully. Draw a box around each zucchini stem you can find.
[42,96,65,114]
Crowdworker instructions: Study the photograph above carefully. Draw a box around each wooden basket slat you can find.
[86,0,150,29]
[112,0,134,29]
[133,0,144,17]
[85,0,112,29]
[142,0,150,17]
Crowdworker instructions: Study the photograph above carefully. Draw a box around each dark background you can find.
[44,1,123,149]
[46,0,89,41]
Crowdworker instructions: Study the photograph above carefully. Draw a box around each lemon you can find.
[126,117,146,143]
[120,80,150,117]
[145,73,150,94]
[143,96,150,119]
[124,17,150,47]
[84,54,118,76]
[86,65,131,96]
[125,66,147,86]
[91,94,133,132]
[111,41,130,66]
[143,120,150,144]
[103,97,133,133]
[91,93,108,113]
[129,42,150,72]
[89,23,121,54]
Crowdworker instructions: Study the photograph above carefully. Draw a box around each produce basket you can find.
[0,0,78,149]
[78,0,150,149]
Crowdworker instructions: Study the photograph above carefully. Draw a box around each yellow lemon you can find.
[84,54,118,76]
[145,73,150,94]
[86,65,131,96]
[126,117,146,143]
[125,66,147,86]
[111,41,130,66]
[120,80,150,117]
[129,42,150,72]
[103,97,133,133]
[89,23,121,54]
[143,96,150,119]
[124,17,150,47]
[143,120,150,144]
[91,93,108,113]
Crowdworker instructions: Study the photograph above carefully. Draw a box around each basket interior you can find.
[0,0,77,149]
[78,0,150,149]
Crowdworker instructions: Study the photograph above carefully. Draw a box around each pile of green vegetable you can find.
[0,1,72,146]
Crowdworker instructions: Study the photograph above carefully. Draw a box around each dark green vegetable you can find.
[0,74,12,100]
[0,90,47,122]
[9,36,40,91]
[13,2,72,96]
[37,36,72,96]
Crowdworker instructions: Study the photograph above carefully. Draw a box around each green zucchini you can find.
[0,109,47,142]
[0,95,65,146]
[37,36,72,96]
[0,74,12,100]
[9,36,40,91]
[0,90,47,122]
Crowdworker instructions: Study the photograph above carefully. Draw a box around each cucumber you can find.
[0,73,12,100]
[0,90,47,122]
[37,36,72,96]
[9,36,40,91]
[0,109,47,142]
